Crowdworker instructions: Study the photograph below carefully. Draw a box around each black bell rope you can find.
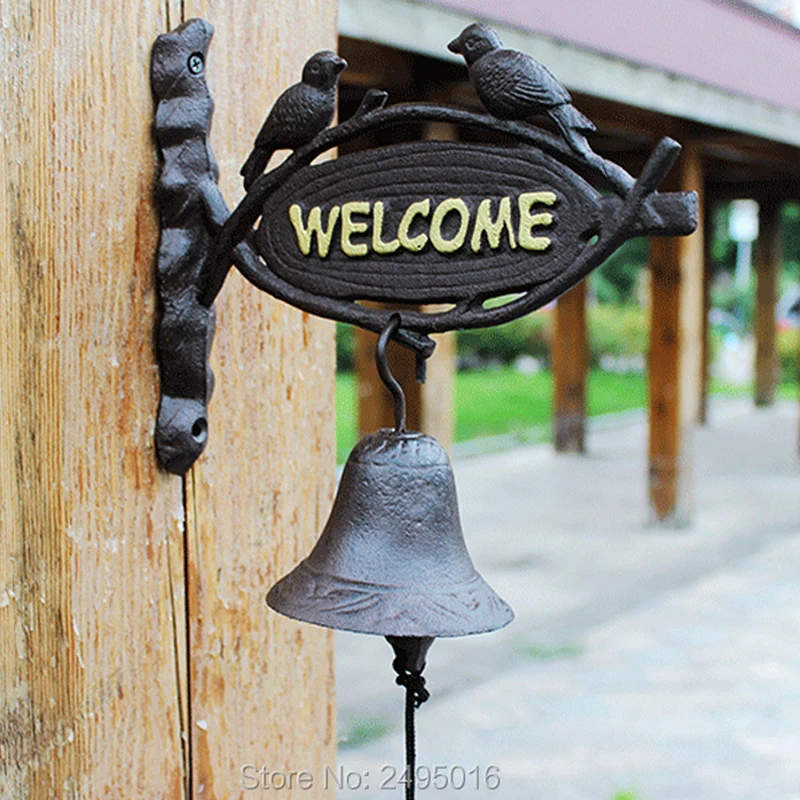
[392,656,430,800]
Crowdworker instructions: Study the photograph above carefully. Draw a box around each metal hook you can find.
[376,314,406,432]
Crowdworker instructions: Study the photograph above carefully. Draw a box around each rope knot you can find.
[392,659,430,708]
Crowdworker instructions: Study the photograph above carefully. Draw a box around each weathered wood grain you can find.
[754,197,780,407]
[1,1,338,797]
[699,196,713,425]
[553,281,588,453]
[0,2,187,796]
[648,143,705,525]
[181,2,338,797]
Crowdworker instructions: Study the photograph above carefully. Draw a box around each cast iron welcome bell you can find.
[266,318,514,793]
[151,17,698,798]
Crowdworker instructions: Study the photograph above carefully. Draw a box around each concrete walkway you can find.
[335,398,799,799]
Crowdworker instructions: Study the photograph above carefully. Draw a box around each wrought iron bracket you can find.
[150,18,698,475]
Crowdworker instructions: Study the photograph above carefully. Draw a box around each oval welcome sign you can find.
[214,102,697,347]
[256,141,601,304]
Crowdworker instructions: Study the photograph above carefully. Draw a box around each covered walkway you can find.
[340,0,800,526]
[337,399,799,798]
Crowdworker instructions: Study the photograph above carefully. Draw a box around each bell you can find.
[268,318,513,800]
[267,427,514,638]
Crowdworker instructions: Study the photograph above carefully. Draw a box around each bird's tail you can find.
[550,105,595,157]
[556,104,596,133]
[240,147,274,191]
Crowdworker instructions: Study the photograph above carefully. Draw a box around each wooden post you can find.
[754,197,781,407]
[648,143,705,526]
[0,2,337,797]
[699,196,714,425]
[553,282,588,452]
[792,317,800,460]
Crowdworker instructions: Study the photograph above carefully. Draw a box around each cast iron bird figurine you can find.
[240,50,347,190]
[448,23,596,157]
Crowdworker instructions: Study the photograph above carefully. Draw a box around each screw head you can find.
[188,52,204,75]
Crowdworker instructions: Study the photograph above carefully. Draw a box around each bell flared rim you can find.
[266,559,515,638]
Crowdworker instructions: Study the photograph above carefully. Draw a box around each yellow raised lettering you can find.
[518,191,556,251]
[430,198,470,254]
[341,201,371,257]
[372,201,400,255]
[289,204,341,258]
[397,199,431,252]
[471,197,516,253]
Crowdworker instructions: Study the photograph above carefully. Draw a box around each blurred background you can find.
[330,1,800,798]
[336,202,799,461]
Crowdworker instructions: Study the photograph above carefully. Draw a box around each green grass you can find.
[454,368,554,442]
[711,377,797,401]
[336,372,358,462]
[336,368,798,463]
[517,643,584,660]
[338,718,392,750]
[456,368,649,441]
[336,368,648,462]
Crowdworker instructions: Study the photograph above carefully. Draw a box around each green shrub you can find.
[587,304,648,366]
[340,300,651,374]
[778,328,799,383]
[336,322,355,372]
[456,302,649,369]
[589,238,648,305]
[711,277,753,328]
[457,310,552,367]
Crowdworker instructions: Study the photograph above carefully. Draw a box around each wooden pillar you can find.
[355,119,457,450]
[699,195,714,425]
[553,282,588,452]
[754,197,781,407]
[0,2,337,797]
[791,311,800,460]
[648,143,705,526]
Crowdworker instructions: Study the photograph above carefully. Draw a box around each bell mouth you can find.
[267,559,514,638]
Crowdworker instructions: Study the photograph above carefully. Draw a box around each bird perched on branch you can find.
[240,50,347,190]
[448,24,595,157]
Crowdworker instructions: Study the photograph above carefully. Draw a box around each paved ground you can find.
[335,398,800,799]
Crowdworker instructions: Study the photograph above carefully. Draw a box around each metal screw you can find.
[188,53,204,75]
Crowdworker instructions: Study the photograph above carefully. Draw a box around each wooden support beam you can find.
[1,2,337,796]
[699,196,714,425]
[754,197,781,406]
[0,6,186,794]
[648,144,705,526]
[797,342,800,461]
[553,282,588,453]
[338,36,414,90]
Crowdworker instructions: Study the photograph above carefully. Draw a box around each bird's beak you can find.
[447,37,461,54]
[334,57,348,73]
